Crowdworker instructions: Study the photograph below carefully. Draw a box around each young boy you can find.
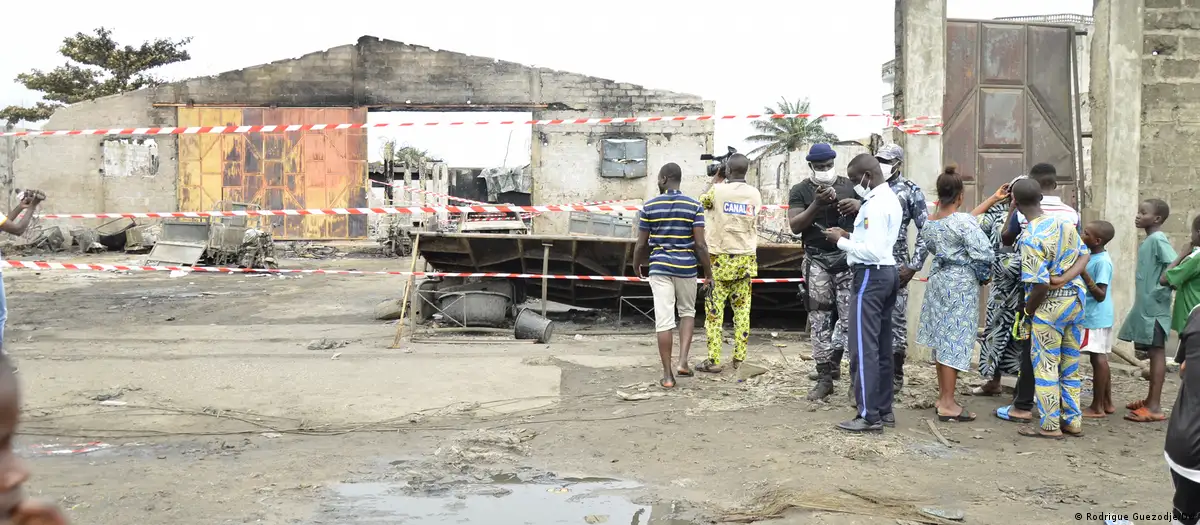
[1079,220,1116,418]
[1166,304,1200,525]
[1118,198,1177,422]
[1164,215,1200,336]
[0,353,69,524]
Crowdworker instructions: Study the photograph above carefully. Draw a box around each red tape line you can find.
[0,114,942,138]
[0,261,806,283]
[36,203,790,220]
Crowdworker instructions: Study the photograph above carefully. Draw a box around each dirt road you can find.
[3,251,1179,524]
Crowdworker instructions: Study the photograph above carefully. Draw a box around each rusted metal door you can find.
[178,107,368,240]
[943,20,1082,209]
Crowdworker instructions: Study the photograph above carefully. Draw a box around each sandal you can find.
[993,405,1032,424]
[676,364,693,377]
[1017,425,1064,440]
[1126,399,1146,411]
[937,406,977,422]
[659,377,676,389]
[1124,407,1167,422]
[695,359,724,374]
[1063,427,1084,438]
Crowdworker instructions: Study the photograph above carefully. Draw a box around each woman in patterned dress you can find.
[969,182,1025,395]
[907,166,994,421]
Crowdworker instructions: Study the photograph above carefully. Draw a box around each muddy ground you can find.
[2,249,1179,524]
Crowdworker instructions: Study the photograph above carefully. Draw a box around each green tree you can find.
[1,28,192,125]
[744,98,839,159]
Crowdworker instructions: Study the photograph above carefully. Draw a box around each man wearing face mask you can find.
[873,145,928,393]
[824,154,904,432]
[789,143,863,401]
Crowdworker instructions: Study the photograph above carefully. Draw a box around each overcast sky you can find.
[0,0,1090,167]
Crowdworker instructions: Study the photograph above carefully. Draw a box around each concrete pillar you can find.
[1089,0,1142,335]
[896,0,946,362]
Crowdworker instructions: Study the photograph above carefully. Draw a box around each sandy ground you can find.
[1,248,1182,525]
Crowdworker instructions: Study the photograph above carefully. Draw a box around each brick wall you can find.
[14,36,714,235]
[1142,0,1200,241]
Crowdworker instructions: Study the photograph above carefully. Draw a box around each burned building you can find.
[11,36,715,239]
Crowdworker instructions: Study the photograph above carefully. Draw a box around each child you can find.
[0,353,69,524]
[1166,304,1200,525]
[1079,220,1116,418]
[1164,215,1200,336]
[1118,198,1177,422]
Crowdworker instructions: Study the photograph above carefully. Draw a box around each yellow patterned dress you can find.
[1019,215,1088,433]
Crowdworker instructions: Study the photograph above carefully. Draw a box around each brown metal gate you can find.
[943,20,1082,209]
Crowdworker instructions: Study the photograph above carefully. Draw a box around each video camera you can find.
[700,146,738,178]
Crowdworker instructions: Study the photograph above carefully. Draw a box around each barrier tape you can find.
[0,114,942,138]
[0,260,807,283]
[37,203,791,220]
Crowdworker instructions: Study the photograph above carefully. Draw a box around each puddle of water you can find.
[326,479,695,524]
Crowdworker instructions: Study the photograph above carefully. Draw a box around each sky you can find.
[0,0,1091,168]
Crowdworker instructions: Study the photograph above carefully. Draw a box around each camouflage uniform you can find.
[889,173,929,364]
[804,256,852,366]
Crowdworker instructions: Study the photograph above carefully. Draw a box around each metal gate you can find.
[943,20,1083,209]
[177,107,369,240]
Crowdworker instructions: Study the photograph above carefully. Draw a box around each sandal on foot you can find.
[1017,426,1064,440]
[659,378,676,389]
[993,405,1032,424]
[1124,407,1167,422]
[676,366,694,377]
[1126,399,1147,411]
[1063,428,1085,438]
[695,359,724,373]
[937,407,977,422]
[1082,409,1108,419]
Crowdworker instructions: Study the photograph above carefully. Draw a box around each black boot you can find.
[893,353,906,394]
[809,349,843,381]
[807,363,835,401]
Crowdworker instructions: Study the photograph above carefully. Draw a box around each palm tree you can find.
[745,98,838,186]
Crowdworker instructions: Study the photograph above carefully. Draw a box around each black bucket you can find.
[514,308,554,343]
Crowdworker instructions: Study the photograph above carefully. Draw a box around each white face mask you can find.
[854,176,870,199]
[811,164,837,185]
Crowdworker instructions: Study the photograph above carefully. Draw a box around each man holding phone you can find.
[788,143,863,401]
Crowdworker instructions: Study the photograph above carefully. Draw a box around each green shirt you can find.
[1167,247,1200,333]
[1119,231,1177,344]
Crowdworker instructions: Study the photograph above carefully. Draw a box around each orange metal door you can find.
[177,107,368,239]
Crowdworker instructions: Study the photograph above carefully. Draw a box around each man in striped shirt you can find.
[633,163,713,388]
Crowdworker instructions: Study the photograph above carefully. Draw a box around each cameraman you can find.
[788,143,862,401]
[695,154,762,373]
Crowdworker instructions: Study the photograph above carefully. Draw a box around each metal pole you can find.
[540,242,552,317]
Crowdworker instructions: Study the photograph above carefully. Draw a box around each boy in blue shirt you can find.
[1079,220,1116,418]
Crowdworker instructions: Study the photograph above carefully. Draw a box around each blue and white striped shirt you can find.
[638,189,705,278]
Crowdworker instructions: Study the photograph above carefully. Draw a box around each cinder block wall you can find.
[11,36,715,236]
[1142,0,1200,243]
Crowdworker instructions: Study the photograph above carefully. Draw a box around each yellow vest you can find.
[705,181,761,255]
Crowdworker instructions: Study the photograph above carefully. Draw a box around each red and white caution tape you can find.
[37,203,790,220]
[0,114,942,138]
[0,260,805,283]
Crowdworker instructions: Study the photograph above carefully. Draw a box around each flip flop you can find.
[695,359,724,374]
[1082,409,1108,419]
[937,406,977,422]
[676,366,694,377]
[966,385,1002,397]
[1126,399,1146,410]
[1124,407,1167,422]
[1063,428,1085,438]
[659,378,676,389]
[1017,425,1064,440]
[993,405,1032,424]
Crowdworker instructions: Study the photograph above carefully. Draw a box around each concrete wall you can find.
[1091,0,1145,341]
[12,89,178,230]
[13,36,713,235]
[1141,0,1200,241]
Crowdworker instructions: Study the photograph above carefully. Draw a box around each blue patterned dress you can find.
[914,212,995,371]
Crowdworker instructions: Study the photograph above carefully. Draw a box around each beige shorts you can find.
[1081,327,1112,354]
[648,274,698,332]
